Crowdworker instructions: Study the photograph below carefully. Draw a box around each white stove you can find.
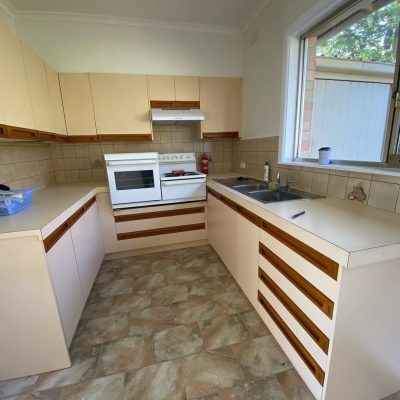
[159,153,207,202]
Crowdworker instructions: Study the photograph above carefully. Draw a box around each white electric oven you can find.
[105,153,161,207]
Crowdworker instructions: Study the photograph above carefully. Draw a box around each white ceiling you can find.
[5,0,270,31]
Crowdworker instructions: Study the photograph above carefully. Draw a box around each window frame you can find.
[293,0,400,168]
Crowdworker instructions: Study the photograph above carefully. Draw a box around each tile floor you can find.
[0,245,398,400]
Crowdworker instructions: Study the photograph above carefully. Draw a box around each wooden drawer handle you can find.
[43,221,70,252]
[236,204,260,226]
[259,267,329,354]
[115,206,204,222]
[258,291,325,386]
[259,242,334,319]
[260,220,339,281]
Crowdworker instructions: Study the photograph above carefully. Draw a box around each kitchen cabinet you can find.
[46,229,85,346]
[200,77,242,139]
[0,24,35,131]
[89,73,152,140]
[70,201,104,301]
[175,76,200,101]
[148,75,175,100]
[59,73,97,139]
[148,75,200,102]
[45,63,67,136]
[22,44,53,135]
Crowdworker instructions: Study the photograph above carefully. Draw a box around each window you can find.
[296,0,400,166]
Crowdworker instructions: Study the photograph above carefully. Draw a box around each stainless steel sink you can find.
[248,190,302,203]
[231,184,268,192]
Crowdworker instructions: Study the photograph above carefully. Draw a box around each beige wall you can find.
[0,143,55,189]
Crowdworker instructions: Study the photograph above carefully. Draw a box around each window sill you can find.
[279,160,400,177]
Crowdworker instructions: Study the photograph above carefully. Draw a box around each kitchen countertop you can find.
[207,173,400,267]
[0,182,108,238]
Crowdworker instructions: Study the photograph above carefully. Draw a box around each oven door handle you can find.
[106,160,158,166]
[161,179,206,186]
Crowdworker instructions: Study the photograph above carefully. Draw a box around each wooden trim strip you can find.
[37,131,57,142]
[6,126,37,141]
[43,221,70,252]
[55,135,68,143]
[202,132,239,139]
[0,125,7,138]
[67,135,98,143]
[97,134,152,142]
[115,207,205,222]
[207,187,221,200]
[258,267,329,354]
[150,100,200,109]
[260,219,339,281]
[258,291,325,386]
[117,223,205,240]
[259,243,334,319]
[176,101,200,109]
[69,196,97,228]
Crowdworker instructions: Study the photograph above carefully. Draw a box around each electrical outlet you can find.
[240,162,246,169]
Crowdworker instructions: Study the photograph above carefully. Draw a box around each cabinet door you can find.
[148,75,175,100]
[46,230,84,346]
[200,77,241,135]
[235,213,259,308]
[175,76,199,101]
[22,44,53,133]
[0,25,35,128]
[46,64,67,136]
[59,73,97,136]
[70,203,105,301]
[90,73,152,135]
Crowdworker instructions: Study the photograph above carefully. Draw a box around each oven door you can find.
[106,159,161,205]
[161,178,206,201]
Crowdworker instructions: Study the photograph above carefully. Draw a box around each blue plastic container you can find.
[0,189,34,216]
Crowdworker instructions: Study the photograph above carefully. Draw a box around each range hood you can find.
[151,108,205,122]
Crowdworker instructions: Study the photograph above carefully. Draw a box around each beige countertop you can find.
[207,173,400,267]
[0,182,108,237]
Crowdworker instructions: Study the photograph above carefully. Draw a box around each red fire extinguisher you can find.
[201,153,209,175]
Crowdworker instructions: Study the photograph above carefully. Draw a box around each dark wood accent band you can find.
[260,219,339,281]
[150,100,200,109]
[115,207,205,223]
[202,132,239,139]
[258,268,329,354]
[117,223,205,241]
[97,134,152,142]
[259,243,334,319]
[67,135,98,143]
[0,125,7,138]
[37,131,57,142]
[44,196,97,252]
[258,291,325,386]
[55,135,68,143]
[6,126,37,141]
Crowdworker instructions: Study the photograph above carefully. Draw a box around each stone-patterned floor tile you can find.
[275,368,315,400]
[93,269,116,284]
[150,259,181,274]
[111,291,151,314]
[151,284,189,306]
[212,290,252,316]
[103,257,150,270]
[33,346,101,392]
[73,314,129,348]
[238,310,270,338]
[9,388,62,400]
[180,255,209,270]
[129,305,179,339]
[182,351,244,399]
[199,315,249,350]
[97,336,153,376]
[219,377,287,400]
[93,278,133,298]
[166,268,204,285]
[188,276,235,297]
[59,373,124,400]
[81,297,113,321]
[0,376,38,398]
[201,262,229,278]
[116,263,150,279]
[124,360,185,400]
[231,336,291,380]
[153,324,203,362]
[194,396,220,400]
[132,273,167,291]
[172,297,224,324]
[383,393,400,400]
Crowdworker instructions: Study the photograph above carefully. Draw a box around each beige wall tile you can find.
[371,174,400,185]
[298,171,313,191]
[368,181,400,212]
[327,175,348,199]
[311,173,329,195]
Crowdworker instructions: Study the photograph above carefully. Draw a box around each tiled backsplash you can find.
[230,135,400,214]
[50,125,233,184]
[0,143,55,190]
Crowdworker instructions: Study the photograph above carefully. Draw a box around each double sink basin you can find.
[214,177,324,204]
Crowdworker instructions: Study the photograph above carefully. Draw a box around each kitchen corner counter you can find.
[207,173,400,267]
[0,182,108,239]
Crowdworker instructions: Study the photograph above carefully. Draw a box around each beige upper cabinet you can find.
[90,73,152,136]
[0,25,35,129]
[200,77,242,136]
[45,64,67,136]
[148,75,175,101]
[22,44,53,133]
[59,73,97,136]
[175,76,199,101]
